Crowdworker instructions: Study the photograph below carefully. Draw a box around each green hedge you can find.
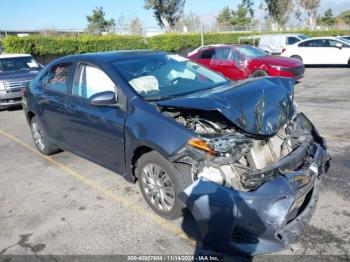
[3,35,147,56]
[3,30,350,56]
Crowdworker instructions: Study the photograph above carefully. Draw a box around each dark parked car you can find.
[0,54,42,109]
[188,44,305,80]
[23,51,330,256]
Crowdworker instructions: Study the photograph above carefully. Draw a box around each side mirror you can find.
[89,91,117,106]
[335,43,343,49]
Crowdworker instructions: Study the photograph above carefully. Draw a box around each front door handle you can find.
[66,104,77,111]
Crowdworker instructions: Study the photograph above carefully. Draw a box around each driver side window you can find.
[72,64,116,99]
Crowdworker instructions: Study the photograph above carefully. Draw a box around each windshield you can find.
[298,34,308,40]
[0,56,40,72]
[337,37,350,45]
[236,46,267,59]
[112,54,229,100]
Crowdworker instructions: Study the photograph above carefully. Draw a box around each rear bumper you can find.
[0,91,22,108]
[178,119,330,256]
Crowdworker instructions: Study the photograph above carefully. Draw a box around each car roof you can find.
[259,34,305,37]
[0,54,32,59]
[190,44,252,52]
[56,50,167,63]
[188,44,260,57]
[301,36,338,40]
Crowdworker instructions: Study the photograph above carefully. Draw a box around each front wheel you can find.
[136,151,192,220]
[30,116,60,155]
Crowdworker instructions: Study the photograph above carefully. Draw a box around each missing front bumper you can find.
[177,120,330,256]
[179,172,323,255]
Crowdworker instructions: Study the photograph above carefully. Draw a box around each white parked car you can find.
[281,37,350,65]
[258,34,308,54]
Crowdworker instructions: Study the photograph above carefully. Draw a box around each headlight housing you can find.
[270,64,282,70]
[0,81,5,91]
[187,138,217,155]
[188,135,252,156]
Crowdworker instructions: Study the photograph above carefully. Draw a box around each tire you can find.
[252,70,268,78]
[30,116,60,155]
[136,151,193,220]
[291,55,303,62]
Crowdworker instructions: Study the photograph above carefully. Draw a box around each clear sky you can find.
[0,0,349,30]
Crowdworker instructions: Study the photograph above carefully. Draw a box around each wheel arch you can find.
[130,145,154,180]
[252,69,269,78]
[291,55,303,62]
[27,111,36,124]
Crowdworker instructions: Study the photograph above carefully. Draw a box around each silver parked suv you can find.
[0,54,42,109]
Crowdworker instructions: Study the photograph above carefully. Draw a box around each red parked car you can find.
[188,44,305,80]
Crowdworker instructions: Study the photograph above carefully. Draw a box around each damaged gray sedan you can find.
[24,52,330,256]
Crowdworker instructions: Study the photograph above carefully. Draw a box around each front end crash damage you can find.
[164,107,330,255]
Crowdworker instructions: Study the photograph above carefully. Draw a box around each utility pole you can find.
[200,24,204,46]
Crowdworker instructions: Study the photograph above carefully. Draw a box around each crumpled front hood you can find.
[157,77,296,136]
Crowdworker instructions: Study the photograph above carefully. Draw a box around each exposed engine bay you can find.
[163,108,321,191]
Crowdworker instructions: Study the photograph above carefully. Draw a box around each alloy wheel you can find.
[32,122,45,151]
[140,163,176,212]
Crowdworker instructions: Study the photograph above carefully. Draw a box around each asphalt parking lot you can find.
[0,67,350,258]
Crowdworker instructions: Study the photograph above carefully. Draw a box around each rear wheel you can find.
[291,55,302,62]
[136,151,192,220]
[252,70,268,78]
[30,116,60,155]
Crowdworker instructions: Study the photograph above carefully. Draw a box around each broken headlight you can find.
[187,136,254,190]
[208,137,244,153]
[188,135,253,156]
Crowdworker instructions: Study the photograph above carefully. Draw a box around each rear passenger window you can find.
[72,64,116,99]
[41,63,72,93]
[298,40,321,47]
[200,49,215,59]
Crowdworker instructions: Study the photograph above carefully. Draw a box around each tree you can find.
[144,0,186,31]
[298,0,320,28]
[216,6,233,26]
[231,4,252,26]
[317,8,336,26]
[264,0,293,27]
[129,18,144,35]
[242,0,255,17]
[216,3,252,27]
[177,12,202,32]
[86,7,116,33]
[337,10,350,25]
